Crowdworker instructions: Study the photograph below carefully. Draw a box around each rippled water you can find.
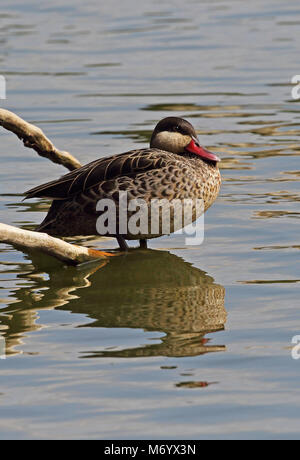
[0,0,300,440]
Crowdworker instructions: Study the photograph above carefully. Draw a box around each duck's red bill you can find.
[185,139,220,162]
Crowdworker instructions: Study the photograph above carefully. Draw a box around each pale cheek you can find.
[153,132,190,154]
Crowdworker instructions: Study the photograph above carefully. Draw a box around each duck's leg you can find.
[139,239,148,249]
[116,235,129,251]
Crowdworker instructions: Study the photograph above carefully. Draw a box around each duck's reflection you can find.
[0,250,226,358]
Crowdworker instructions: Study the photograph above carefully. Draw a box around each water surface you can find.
[0,0,299,439]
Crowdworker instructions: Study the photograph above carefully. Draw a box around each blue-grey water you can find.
[0,0,300,439]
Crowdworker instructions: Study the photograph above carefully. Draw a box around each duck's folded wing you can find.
[24,149,167,200]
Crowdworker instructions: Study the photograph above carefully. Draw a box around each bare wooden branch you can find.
[0,108,82,171]
[0,223,117,265]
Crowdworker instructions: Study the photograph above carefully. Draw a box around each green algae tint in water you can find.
[0,0,300,439]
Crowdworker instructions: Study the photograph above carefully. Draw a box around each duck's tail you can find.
[35,200,63,236]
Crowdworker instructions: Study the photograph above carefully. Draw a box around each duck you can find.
[24,117,221,250]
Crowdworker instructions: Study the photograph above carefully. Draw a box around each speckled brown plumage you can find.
[25,117,221,244]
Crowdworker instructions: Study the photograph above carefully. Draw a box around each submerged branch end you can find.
[0,223,114,265]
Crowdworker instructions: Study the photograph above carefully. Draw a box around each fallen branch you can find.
[0,108,82,171]
[0,223,116,265]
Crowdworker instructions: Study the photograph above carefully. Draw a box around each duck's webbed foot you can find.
[116,235,129,251]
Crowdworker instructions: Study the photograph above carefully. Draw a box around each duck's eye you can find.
[173,126,180,132]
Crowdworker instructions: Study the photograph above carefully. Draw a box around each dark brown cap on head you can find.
[151,117,197,139]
